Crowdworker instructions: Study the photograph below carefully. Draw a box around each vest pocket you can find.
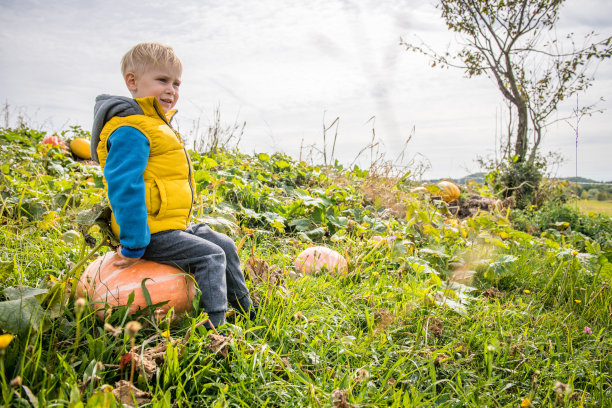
[162,179,193,213]
[145,177,166,218]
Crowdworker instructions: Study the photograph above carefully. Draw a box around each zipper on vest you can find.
[153,103,195,223]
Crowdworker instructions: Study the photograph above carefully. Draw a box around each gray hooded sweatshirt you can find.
[91,94,144,162]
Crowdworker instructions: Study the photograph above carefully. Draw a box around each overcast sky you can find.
[1,0,611,180]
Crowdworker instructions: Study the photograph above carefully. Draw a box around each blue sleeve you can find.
[105,126,150,258]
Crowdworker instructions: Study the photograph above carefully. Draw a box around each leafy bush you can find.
[483,158,546,209]
[511,202,612,248]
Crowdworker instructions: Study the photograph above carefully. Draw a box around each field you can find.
[1,126,611,407]
[576,200,612,217]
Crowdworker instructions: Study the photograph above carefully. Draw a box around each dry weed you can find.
[427,317,444,337]
[482,287,503,299]
[112,380,151,405]
[374,308,395,333]
[129,339,175,380]
[206,333,232,358]
[331,388,353,408]
[360,177,409,219]
[244,255,284,286]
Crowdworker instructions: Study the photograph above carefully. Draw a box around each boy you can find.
[91,42,255,327]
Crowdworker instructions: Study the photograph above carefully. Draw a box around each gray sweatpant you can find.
[143,223,253,327]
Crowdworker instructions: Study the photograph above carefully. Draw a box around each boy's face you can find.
[125,65,181,113]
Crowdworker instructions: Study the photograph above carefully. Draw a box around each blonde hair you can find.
[121,42,182,77]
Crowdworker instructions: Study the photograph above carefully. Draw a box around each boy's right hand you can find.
[114,245,142,269]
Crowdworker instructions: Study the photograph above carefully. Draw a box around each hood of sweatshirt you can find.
[91,94,143,162]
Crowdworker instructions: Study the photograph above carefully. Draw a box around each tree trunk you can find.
[514,100,529,162]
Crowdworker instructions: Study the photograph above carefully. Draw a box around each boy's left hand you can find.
[114,245,141,268]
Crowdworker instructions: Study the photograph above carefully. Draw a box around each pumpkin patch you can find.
[2,124,610,406]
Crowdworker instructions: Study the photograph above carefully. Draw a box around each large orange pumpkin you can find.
[436,181,461,203]
[76,253,196,319]
[294,246,348,275]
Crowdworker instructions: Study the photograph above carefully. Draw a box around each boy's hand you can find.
[114,245,142,269]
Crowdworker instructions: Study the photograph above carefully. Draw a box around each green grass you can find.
[575,199,612,216]
[1,126,611,407]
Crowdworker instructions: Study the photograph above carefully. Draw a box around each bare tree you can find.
[403,0,612,164]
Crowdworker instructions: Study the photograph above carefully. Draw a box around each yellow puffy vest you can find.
[96,96,195,238]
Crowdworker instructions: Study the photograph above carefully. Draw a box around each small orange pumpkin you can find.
[294,246,348,275]
[41,135,68,150]
[370,235,395,245]
[410,186,430,196]
[76,252,196,319]
[436,181,461,202]
[69,137,91,159]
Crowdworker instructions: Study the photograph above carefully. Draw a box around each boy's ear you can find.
[124,72,137,93]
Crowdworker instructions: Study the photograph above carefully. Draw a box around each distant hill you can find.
[424,173,609,185]
[560,176,610,185]
[424,173,486,185]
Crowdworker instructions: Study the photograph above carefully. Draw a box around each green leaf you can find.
[484,236,509,249]
[241,207,261,220]
[201,156,218,168]
[297,232,313,242]
[85,390,116,408]
[0,260,14,275]
[270,219,285,233]
[600,262,612,283]
[20,198,47,219]
[305,227,326,240]
[22,385,39,408]
[69,385,82,408]
[127,290,135,308]
[289,218,312,232]
[262,211,286,226]
[197,215,239,235]
[195,169,212,183]
[327,214,348,228]
[293,189,327,208]
[3,286,48,301]
[312,206,326,224]
[274,159,290,169]
[141,278,154,307]
[75,203,111,226]
[434,295,468,316]
[419,247,449,259]
[486,255,517,279]
[75,203,117,246]
[43,282,67,320]
[0,296,45,334]
[61,229,82,244]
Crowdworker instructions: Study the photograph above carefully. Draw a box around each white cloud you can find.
[0,0,610,179]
